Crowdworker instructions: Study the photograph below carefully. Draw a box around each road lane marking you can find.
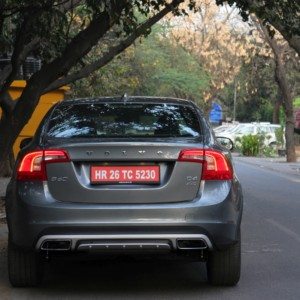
[266,219,300,243]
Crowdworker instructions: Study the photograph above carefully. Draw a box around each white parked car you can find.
[216,123,281,150]
[213,123,238,134]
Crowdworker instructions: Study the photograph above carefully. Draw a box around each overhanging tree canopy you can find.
[0,0,193,173]
[216,0,300,55]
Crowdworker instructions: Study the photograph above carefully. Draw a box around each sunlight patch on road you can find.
[289,178,300,183]
[242,242,282,254]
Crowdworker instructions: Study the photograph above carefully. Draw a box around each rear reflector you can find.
[17,149,69,181]
[178,149,233,180]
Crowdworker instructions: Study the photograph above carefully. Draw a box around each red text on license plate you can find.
[90,166,160,184]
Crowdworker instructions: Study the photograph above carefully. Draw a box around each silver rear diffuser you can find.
[37,234,212,251]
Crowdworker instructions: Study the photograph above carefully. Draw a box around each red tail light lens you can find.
[178,149,233,180]
[178,149,204,163]
[17,151,45,180]
[17,149,69,181]
[202,150,233,180]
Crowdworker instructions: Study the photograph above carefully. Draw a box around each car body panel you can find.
[44,141,203,204]
[6,178,242,251]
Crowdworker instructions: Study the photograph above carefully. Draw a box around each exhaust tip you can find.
[177,239,207,250]
[41,240,71,251]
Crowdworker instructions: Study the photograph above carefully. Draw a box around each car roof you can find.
[62,96,195,106]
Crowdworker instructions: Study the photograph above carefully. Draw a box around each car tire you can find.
[8,241,44,287]
[206,233,241,286]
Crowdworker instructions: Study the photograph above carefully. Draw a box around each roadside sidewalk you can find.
[0,178,9,221]
[234,156,300,178]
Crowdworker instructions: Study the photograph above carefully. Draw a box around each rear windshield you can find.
[46,102,201,138]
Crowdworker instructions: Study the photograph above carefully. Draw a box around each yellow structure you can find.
[8,80,69,157]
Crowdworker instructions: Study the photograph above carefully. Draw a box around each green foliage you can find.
[71,24,210,104]
[0,1,195,63]
[279,107,286,127]
[220,56,275,122]
[220,53,299,123]
[239,134,260,156]
[237,133,277,157]
[294,97,300,108]
[261,145,276,158]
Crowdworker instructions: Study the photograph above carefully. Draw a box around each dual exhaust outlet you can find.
[40,239,208,252]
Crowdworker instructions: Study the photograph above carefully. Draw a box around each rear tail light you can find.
[178,149,233,180]
[17,149,69,181]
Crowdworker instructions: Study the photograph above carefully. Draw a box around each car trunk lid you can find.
[45,141,203,204]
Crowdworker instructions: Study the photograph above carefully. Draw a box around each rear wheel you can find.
[8,241,44,287]
[206,234,241,286]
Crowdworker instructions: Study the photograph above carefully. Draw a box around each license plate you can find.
[90,165,160,184]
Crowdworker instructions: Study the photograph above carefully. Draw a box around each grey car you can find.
[5,96,243,287]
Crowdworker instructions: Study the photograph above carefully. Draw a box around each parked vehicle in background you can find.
[213,123,239,134]
[6,96,243,287]
[3,80,69,157]
[215,122,282,150]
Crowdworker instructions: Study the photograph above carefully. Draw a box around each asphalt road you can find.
[0,160,299,299]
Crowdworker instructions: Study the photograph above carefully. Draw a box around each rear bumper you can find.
[6,179,243,251]
[36,233,212,252]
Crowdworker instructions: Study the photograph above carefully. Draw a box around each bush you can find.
[239,135,260,156]
[261,146,276,157]
[238,133,276,157]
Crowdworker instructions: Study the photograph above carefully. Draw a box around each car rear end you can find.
[6,97,243,287]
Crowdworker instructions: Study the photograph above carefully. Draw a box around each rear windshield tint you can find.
[46,102,201,138]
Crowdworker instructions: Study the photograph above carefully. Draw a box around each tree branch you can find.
[44,0,183,93]
[0,37,40,89]
[12,1,129,127]
[0,65,12,88]
[270,21,300,55]
[0,91,15,117]
[57,0,82,13]
[245,0,300,55]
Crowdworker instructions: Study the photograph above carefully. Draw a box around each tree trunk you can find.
[273,101,281,124]
[0,86,43,175]
[0,92,16,176]
[257,21,296,162]
[273,51,296,162]
[272,90,282,124]
[0,117,17,176]
[0,152,14,177]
